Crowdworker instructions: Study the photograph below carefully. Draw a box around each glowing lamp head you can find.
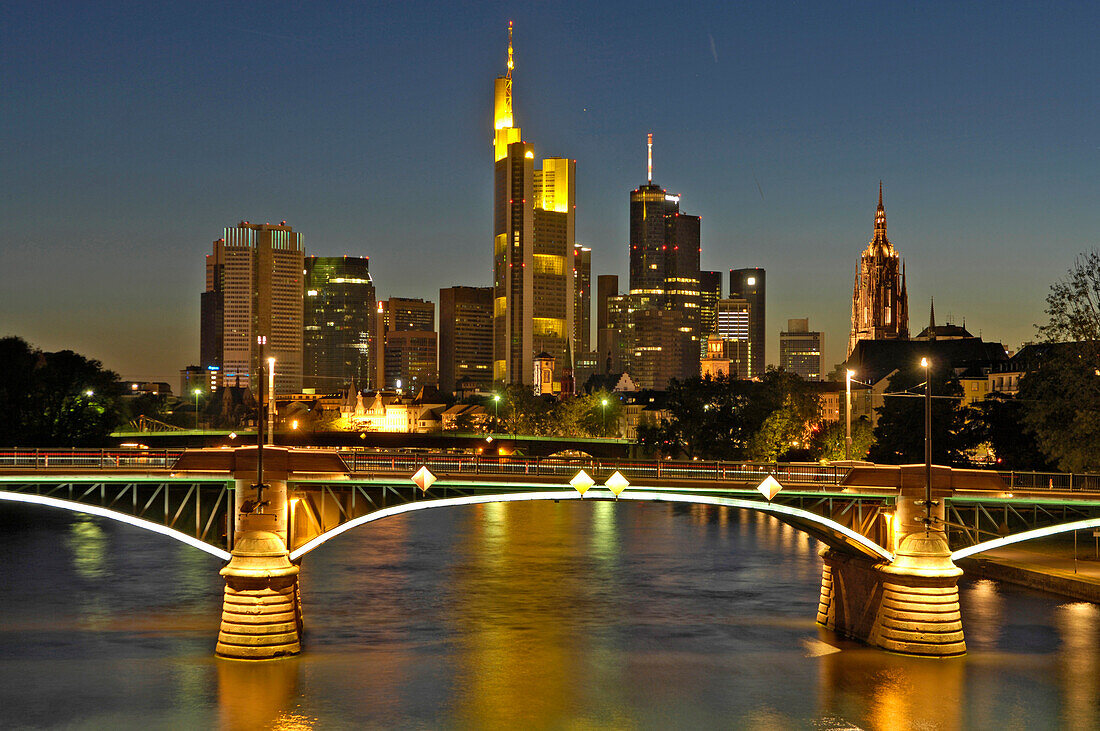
[846,370,855,379]
[920,357,930,368]
[84,390,94,397]
[746,277,756,286]
[601,399,608,407]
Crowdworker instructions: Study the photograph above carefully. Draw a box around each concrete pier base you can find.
[817,533,965,657]
[216,530,302,660]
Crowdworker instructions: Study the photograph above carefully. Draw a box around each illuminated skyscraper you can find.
[201,221,303,393]
[375,297,437,389]
[610,134,701,388]
[303,256,375,392]
[573,243,591,354]
[492,23,575,386]
[849,183,909,356]
[729,267,765,378]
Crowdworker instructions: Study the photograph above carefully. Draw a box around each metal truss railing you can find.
[942,496,1100,549]
[0,478,232,549]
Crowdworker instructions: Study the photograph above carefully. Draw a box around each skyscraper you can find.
[610,134,702,388]
[849,182,909,356]
[491,23,575,386]
[375,297,437,389]
[780,318,823,381]
[439,286,493,395]
[729,267,765,378]
[303,256,375,392]
[699,270,722,337]
[716,296,752,379]
[201,221,303,393]
[573,243,591,355]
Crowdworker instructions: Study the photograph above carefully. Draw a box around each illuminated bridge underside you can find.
[0,478,232,557]
[943,496,1100,557]
[286,480,896,561]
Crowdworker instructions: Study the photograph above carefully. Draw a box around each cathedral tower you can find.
[848,183,909,356]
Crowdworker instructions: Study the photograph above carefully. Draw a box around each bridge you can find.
[3,447,1100,659]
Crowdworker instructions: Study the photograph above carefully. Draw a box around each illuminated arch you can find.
[951,517,1100,561]
[289,489,893,562]
[0,491,232,561]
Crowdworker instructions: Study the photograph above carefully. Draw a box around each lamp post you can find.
[193,388,202,433]
[267,357,276,446]
[492,393,500,429]
[921,356,932,534]
[845,369,854,461]
[255,335,267,507]
[601,398,609,435]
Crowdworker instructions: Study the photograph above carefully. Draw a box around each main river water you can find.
[1,500,1098,729]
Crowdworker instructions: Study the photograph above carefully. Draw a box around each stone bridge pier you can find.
[817,466,966,657]
[174,446,350,660]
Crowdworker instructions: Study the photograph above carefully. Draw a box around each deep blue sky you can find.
[4,1,1097,384]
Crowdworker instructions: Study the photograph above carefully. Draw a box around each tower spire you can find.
[874,180,887,238]
[506,21,514,79]
[647,133,653,183]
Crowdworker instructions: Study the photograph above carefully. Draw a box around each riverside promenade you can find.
[961,540,1100,602]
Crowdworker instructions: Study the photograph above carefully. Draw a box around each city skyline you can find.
[5,2,1098,385]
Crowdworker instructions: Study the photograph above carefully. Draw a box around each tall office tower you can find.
[596,274,619,371]
[716,297,752,379]
[780,318,824,381]
[573,243,591,355]
[849,182,909,356]
[699,270,722,336]
[201,221,303,393]
[621,134,703,383]
[375,297,437,388]
[303,256,375,392]
[382,331,437,391]
[729,267,765,378]
[607,295,687,390]
[491,23,575,386]
[439,286,493,395]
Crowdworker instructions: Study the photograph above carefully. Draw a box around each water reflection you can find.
[1057,601,1099,729]
[216,658,305,730]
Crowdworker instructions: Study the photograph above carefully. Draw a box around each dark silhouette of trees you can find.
[867,368,976,466]
[0,336,122,446]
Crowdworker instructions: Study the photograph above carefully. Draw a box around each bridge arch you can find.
[0,491,232,561]
[288,489,893,562]
[951,517,1100,561]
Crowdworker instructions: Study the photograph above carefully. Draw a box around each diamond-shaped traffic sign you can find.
[412,466,437,493]
[605,471,629,497]
[757,475,783,501]
[570,469,595,497]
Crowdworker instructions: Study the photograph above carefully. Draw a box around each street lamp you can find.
[267,356,276,446]
[192,388,202,433]
[601,398,609,435]
[84,389,94,397]
[921,356,932,534]
[845,369,855,461]
[492,393,501,428]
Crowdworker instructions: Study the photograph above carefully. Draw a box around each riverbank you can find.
[959,539,1100,603]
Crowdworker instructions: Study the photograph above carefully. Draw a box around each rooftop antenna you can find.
[647,133,653,183]
[507,21,514,79]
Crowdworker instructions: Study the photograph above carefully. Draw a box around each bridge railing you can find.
[4,448,1100,492]
[0,449,183,470]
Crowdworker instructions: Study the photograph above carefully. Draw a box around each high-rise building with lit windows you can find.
[201,221,303,393]
[491,22,576,386]
[729,267,765,378]
[780,318,823,381]
[439,286,493,395]
[610,134,701,388]
[303,256,375,392]
[573,243,591,354]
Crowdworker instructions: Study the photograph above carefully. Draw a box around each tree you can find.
[0,337,123,447]
[968,393,1053,471]
[808,416,874,462]
[1019,251,1100,471]
[868,368,977,466]
[747,395,810,461]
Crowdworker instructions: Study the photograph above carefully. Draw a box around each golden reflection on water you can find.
[449,502,582,726]
[216,657,305,731]
[1057,601,1099,729]
[67,517,107,580]
[819,648,965,730]
[964,579,1004,651]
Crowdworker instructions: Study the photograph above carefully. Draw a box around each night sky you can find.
[4,1,1097,385]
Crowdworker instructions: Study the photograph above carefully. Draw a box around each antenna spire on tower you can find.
[647,133,653,183]
[507,21,514,79]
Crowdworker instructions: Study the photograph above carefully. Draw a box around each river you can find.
[1,500,1097,729]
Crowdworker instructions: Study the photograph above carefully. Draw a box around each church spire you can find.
[874,181,887,237]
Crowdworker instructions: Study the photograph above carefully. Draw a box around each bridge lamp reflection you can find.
[757,475,783,502]
[570,470,595,498]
